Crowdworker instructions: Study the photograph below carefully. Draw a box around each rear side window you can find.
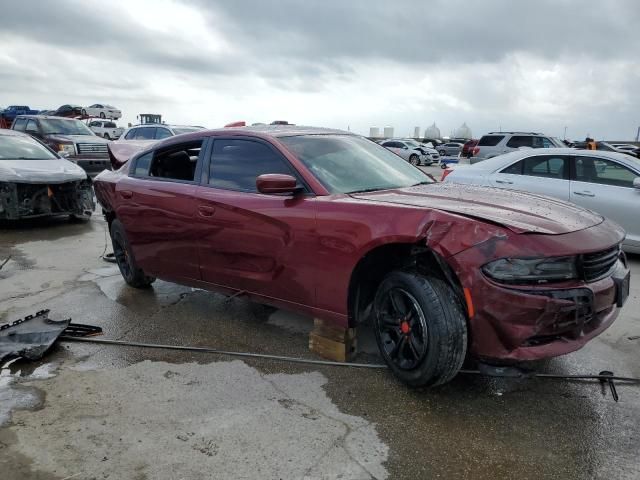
[209,139,296,192]
[478,135,504,146]
[125,128,137,140]
[105,122,116,128]
[532,137,554,148]
[147,140,202,182]
[135,128,156,140]
[12,118,27,131]
[133,152,153,176]
[155,128,172,139]
[506,136,533,148]
[25,120,39,134]
[574,157,637,188]
[524,155,567,179]
[501,160,523,175]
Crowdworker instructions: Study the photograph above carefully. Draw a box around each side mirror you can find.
[634,177,640,190]
[256,174,300,195]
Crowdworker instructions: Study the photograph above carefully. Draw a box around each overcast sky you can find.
[1,0,639,140]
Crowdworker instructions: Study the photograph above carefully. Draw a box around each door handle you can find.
[198,205,216,217]
[574,191,595,197]
[495,180,513,185]
[119,190,132,199]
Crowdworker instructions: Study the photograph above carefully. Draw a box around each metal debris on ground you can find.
[0,309,103,363]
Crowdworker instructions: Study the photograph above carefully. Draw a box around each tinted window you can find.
[478,135,504,146]
[133,152,152,176]
[574,156,638,188]
[25,120,39,134]
[209,139,295,192]
[135,128,156,140]
[501,160,523,174]
[523,155,567,179]
[155,128,172,139]
[532,137,554,148]
[506,136,533,148]
[105,122,116,128]
[125,128,137,140]
[12,118,27,131]
[148,140,202,181]
[89,121,100,127]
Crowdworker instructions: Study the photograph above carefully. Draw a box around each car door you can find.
[114,140,204,283]
[382,141,409,160]
[569,154,640,249]
[195,137,317,307]
[489,154,571,201]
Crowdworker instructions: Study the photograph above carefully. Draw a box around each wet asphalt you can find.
[0,204,639,479]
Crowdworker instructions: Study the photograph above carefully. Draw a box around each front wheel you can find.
[373,271,467,387]
[104,133,111,139]
[409,154,420,166]
[110,219,155,288]
[440,163,447,169]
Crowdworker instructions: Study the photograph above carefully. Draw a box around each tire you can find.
[440,163,447,169]
[100,112,106,119]
[81,109,87,116]
[409,154,420,166]
[104,133,111,139]
[373,271,467,387]
[110,219,155,288]
[439,150,446,156]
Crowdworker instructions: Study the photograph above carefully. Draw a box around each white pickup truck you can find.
[87,119,124,140]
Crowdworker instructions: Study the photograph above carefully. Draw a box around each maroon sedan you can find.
[94,126,630,387]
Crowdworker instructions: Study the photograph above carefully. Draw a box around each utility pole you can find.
[563,126,567,140]
[636,126,639,142]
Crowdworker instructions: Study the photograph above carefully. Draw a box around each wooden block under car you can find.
[309,318,357,362]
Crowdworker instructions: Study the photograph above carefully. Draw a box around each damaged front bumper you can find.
[0,180,95,220]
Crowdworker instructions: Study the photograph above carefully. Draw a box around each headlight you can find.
[57,143,75,156]
[482,256,578,284]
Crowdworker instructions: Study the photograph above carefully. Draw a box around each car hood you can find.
[45,134,109,143]
[0,159,87,183]
[349,183,603,234]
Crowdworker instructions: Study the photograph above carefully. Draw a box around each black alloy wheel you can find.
[409,154,420,166]
[377,287,428,370]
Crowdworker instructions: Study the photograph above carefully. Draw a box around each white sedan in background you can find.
[443,148,640,253]
[380,139,439,166]
[82,104,122,120]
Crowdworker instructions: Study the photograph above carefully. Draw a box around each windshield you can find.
[172,127,202,135]
[40,118,94,136]
[280,135,433,194]
[0,134,58,160]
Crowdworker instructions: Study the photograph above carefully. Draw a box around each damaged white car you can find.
[0,130,94,220]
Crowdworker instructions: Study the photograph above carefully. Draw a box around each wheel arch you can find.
[347,241,467,327]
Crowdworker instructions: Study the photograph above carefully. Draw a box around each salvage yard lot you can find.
[1,215,639,480]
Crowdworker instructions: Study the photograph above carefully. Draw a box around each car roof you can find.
[218,125,350,138]
[14,115,79,121]
[467,148,640,172]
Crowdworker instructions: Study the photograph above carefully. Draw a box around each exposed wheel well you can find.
[347,243,466,327]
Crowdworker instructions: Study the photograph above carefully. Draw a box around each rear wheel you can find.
[373,271,467,387]
[110,219,155,288]
[409,154,420,166]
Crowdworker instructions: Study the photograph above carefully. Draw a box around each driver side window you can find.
[208,139,299,192]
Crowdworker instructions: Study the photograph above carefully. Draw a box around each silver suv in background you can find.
[471,131,566,163]
[120,124,204,141]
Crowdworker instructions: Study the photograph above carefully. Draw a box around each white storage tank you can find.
[369,127,381,138]
[413,126,420,138]
[424,122,441,139]
[454,122,472,139]
[383,126,394,138]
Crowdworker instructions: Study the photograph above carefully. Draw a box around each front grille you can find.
[580,246,620,283]
[76,143,108,156]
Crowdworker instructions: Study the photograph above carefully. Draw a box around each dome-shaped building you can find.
[454,122,472,139]
[424,122,441,139]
